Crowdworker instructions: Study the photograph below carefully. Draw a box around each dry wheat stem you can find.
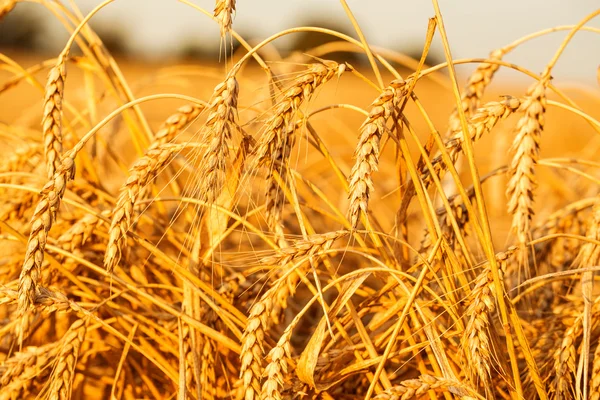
[104,143,184,272]
[347,78,411,228]
[18,157,75,314]
[506,80,546,249]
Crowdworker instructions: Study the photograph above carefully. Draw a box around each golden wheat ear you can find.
[347,78,411,229]
[506,80,546,259]
[104,143,184,273]
[18,157,75,314]
[214,0,236,39]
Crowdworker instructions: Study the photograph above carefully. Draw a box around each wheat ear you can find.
[448,48,505,132]
[422,96,522,187]
[261,330,291,400]
[56,213,99,252]
[590,341,600,400]
[347,78,411,228]
[47,319,87,400]
[552,314,581,400]
[0,343,59,400]
[18,157,75,313]
[214,0,236,39]
[197,75,239,203]
[43,53,67,179]
[373,375,477,400]
[104,143,184,272]
[462,250,510,390]
[506,80,546,250]
[254,62,345,234]
[240,286,278,400]
[260,230,350,266]
[152,103,205,149]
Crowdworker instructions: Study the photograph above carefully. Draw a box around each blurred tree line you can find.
[0,6,441,68]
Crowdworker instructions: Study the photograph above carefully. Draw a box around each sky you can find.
[14,0,600,83]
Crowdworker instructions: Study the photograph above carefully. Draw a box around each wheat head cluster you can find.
[1,0,600,399]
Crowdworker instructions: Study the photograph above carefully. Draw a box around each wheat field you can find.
[2,1,600,399]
